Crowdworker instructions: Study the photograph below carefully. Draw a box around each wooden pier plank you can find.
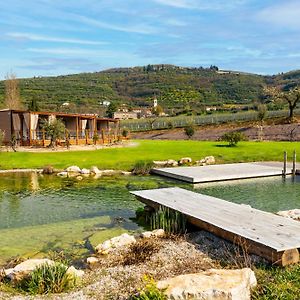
[152,162,290,183]
[131,187,300,265]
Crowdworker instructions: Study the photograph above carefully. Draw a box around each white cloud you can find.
[257,1,300,29]
[6,32,107,45]
[72,14,157,35]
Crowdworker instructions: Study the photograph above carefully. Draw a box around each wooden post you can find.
[42,129,45,147]
[283,151,287,176]
[29,113,32,146]
[76,117,79,145]
[102,129,105,144]
[292,150,296,176]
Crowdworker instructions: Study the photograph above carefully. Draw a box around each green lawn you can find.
[0,140,299,170]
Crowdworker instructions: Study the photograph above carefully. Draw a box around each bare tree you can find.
[5,72,22,109]
[264,86,300,122]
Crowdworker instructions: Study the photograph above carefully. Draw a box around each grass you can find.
[0,140,299,170]
[18,262,75,294]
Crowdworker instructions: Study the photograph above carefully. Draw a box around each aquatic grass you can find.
[19,262,75,294]
[132,160,154,175]
[150,206,187,234]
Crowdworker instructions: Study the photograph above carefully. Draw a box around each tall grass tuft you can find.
[132,160,154,175]
[19,262,75,294]
[150,206,187,234]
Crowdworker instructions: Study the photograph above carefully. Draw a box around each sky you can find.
[1,0,300,79]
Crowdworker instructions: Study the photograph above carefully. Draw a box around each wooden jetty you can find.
[152,162,291,183]
[131,187,300,266]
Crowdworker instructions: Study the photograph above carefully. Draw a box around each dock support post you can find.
[292,150,296,176]
[283,151,287,176]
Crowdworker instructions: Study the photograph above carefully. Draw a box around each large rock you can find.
[66,166,81,173]
[277,209,300,221]
[179,157,192,165]
[95,233,136,255]
[5,259,55,282]
[57,171,68,177]
[157,268,257,300]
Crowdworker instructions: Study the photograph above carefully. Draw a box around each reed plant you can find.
[150,206,187,234]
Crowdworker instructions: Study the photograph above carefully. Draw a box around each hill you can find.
[0,64,300,114]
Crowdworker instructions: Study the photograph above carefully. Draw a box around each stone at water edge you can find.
[179,157,192,165]
[157,268,257,300]
[81,168,90,175]
[277,209,300,221]
[95,233,136,254]
[204,156,215,165]
[141,229,165,238]
[121,171,132,176]
[66,266,84,279]
[87,257,99,265]
[5,259,55,282]
[90,166,101,174]
[66,166,81,173]
[57,171,68,177]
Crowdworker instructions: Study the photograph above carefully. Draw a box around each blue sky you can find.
[1,0,300,79]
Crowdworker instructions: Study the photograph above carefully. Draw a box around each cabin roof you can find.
[0,109,118,122]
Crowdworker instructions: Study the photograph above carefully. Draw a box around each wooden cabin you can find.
[0,109,120,146]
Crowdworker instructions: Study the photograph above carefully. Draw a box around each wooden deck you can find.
[131,187,300,266]
[152,162,290,183]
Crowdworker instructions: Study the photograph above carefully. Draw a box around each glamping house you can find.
[0,109,120,146]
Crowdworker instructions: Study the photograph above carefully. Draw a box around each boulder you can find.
[5,259,55,282]
[167,159,179,167]
[90,166,101,174]
[81,168,90,175]
[66,266,84,279]
[86,257,99,265]
[66,166,81,173]
[76,176,83,181]
[157,268,257,300]
[141,229,165,239]
[95,233,136,254]
[179,157,192,165]
[277,209,300,221]
[57,171,68,177]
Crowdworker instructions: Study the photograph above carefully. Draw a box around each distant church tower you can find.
[153,98,158,108]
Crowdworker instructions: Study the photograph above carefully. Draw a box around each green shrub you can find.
[221,131,246,146]
[19,262,75,294]
[131,277,167,300]
[92,133,99,145]
[122,128,129,138]
[184,125,195,138]
[132,161,154,175]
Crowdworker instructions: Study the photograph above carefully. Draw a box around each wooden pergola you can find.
[0,109,120,146]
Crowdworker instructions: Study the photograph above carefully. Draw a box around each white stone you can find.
[157,268,257,300]
[66,266,84,278]
[95,233,136,254]
[141,229,165,238]
[121,171,132,176]
[57,171,68,177]
[86,257,99,265]
[5,259,55,282]
[90,166,101,174]
[179,157,192,165]
[153,160,178,168]
[81,168,90,175]
[66,166,81,173]
[204,156,215,165]
[100,170,116,175]
[76,176,83,181]
[167,159,178,167]
[277,209,300,221]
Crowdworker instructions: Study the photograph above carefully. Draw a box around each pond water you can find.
[0,172,299,266]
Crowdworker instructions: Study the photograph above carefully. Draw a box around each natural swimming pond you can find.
[0,172,299,265]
